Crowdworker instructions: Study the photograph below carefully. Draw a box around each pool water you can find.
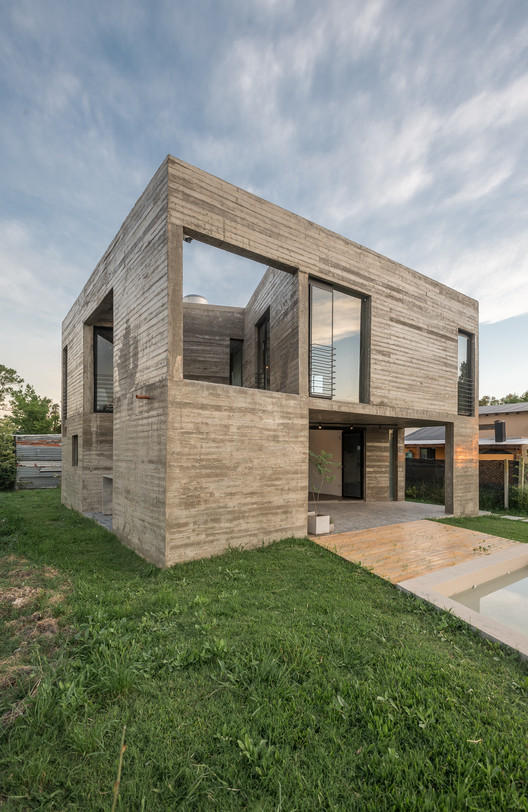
[452,566,528,638]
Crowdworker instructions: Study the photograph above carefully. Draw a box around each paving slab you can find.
[316,500,450,533]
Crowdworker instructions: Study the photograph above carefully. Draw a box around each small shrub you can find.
[405,481,444,505]
[479,485,503,512]
[509,485,528,515]
[0,433,15,491]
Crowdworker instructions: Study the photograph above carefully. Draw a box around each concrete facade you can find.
[62,156,479,566]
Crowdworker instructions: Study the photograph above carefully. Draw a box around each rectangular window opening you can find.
[94,326,114,413]
[420,447,436,460]
[230,339,243,386]
[309,281,368,402]
[256,310,270,390]
[72,435,78,467]
[457,331,474,416]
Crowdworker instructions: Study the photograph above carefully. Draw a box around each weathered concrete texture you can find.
[166,379,308,565]
[183,303,244,385]
[167,156,479,416]
[62,155,480,567]
[364,427,391,501]
[445,418,480,516]
[62,160,170,564]
[243,267,299,394]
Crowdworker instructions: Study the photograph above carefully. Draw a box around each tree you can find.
[309,449,340,515]
[10,385,60,434]
[0,364,23,412]
[0,416,16,491]
[479,391,528,406]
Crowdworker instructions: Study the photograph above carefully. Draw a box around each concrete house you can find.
[61,156,479,567]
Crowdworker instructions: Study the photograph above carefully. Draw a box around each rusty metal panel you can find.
[15,435,62,490]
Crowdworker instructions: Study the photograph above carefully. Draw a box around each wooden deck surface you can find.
[313,520,520,583]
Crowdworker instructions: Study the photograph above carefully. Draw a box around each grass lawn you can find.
[1,491,528,811]
[438,513,528,544]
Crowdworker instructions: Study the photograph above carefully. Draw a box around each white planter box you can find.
[308,513,330,535]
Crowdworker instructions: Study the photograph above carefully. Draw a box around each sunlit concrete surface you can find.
[313,519,518,583]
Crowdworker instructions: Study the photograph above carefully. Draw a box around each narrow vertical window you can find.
[256,311,270,390]
[229,339,243,386]
[94,327,114,412]
[72,435,78,466]
[310,285,334,397]
[457,331,473,416]
[62,346,68,422]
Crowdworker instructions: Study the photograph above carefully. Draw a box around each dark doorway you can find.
[342,429,364,498]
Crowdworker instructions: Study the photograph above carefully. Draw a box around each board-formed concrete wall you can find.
[165,380,307,566]
[243,267,299,394]
[183,303,244,385]
[63,155,479,568]
[62,160,170,565]
[166,156,478,519]
[166,156,478,418]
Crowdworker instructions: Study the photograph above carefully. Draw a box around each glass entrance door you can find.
[342,430,364,499]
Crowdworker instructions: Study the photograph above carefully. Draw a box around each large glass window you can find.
[256,311,270,390]
[457,331,473,416]
[309,282,365,402]
[94,327,114,412]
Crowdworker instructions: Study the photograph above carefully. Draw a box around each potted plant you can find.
[308,449,340,534]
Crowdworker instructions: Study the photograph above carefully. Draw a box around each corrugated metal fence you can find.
[15,435,62,490]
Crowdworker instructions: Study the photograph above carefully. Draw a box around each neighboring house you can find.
[406,404,528,461]
[62,156,479,567]
[479,402,528,445]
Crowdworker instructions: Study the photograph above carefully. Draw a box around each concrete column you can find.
[445,420,479,515]
[365,427,390,501]
[395,428,406,501]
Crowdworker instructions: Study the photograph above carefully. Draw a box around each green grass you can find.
[1,491,528,811]
[438,513,528,544]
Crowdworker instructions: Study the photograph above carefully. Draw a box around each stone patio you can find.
[316,499,450,533]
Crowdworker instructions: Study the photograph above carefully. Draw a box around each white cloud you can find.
[1,0,528,402]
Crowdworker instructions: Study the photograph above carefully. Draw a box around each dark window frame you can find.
[72,434,79,467]
[256,309,270,390]
[229,338,244,387]
[93,326,114,413]
[420,447,436,460]
[457,330,474,416]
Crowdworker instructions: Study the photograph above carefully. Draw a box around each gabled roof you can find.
[405,425,528,447]
[479,402,528,415]
[405,426,446,443]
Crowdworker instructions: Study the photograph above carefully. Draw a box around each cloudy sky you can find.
[1,0,527,404]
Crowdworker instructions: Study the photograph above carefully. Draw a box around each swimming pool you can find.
[451,566,528,638]
[398,546,528,659]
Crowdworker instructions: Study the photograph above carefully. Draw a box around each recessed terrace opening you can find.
[182,236,299,394]
[84,290,114,414]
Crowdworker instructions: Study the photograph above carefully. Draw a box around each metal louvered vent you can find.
[309,344,335,398]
